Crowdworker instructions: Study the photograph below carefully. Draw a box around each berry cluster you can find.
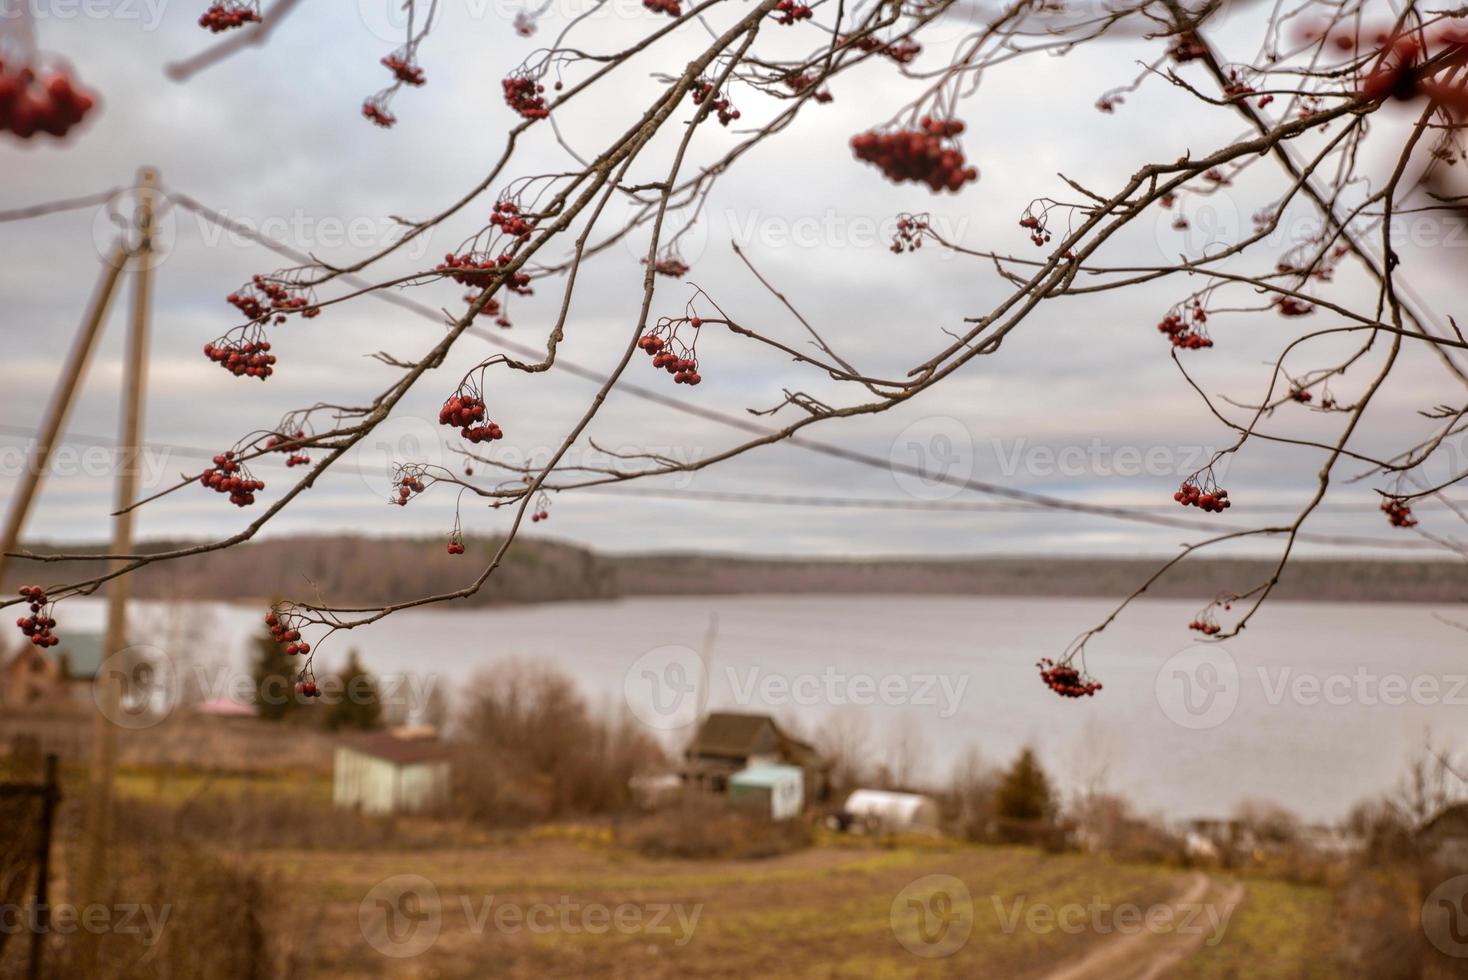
[447,531,466,555]
[266,430,311,467]
[503,74,549,119]
[439,390,504,444]
[1036,658,1102,698]
[0,63,97,140]
[264,609,311,657]
[1156,304,1213,349]
[530,508,551,523]
[1288,387,1313,404]
[513,10,538,35]
[198,1,260,32]
[15,587,59,649]
[1175,478,1230,512]
[394,470,428,506]
[1187,596,1235,637]
[491,200,534,240]
[692,80,740,125]
[1018,211,1051,247]
[1381,498,1418,528]
[851,117,978,193]
[647,256,690,278]
[773,0,812,24]
[638,320,703,384]
[643,0,681,15]
[782,73,833,102]
[203,337,276,379]
[227,275,320,323]
[845,35,921,64]
[362,97,396,128]
[1355,31,1468,110]
[382,53,426,86]
[1275,297,1316,317]
[890,214,928,253]
[200,451,265,507]
[437,252,531,294]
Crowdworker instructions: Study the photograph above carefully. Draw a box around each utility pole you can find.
[79,167,157,966]
[0,242,128,590]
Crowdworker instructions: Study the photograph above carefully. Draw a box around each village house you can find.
[1419,802,1468,864]
[683,711,831,803]
[0,632,106,709]
[333,727,452,815]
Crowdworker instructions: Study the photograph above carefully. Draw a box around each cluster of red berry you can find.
[1167,31,1209,62]
[1188,617,1223,636]
[643,0,682,15]
[382,52,426,87]
[447,531,466,555]
[1036,658,1102,698]
[227,275,319,323]
[200,452,265,507]
[529,508,551,523]
[1276,297,1315,317]
[782,73,833,102]
[1018,211,1051,247]
[503,75,549,119]
[845,35,921,64]
[394,471,428,506]
[1381,498,1418,528]
[1357,29,1468,114]
[266,430,311,467]
[264,609,312,657]
[15,587,59,649]
[491,200,534,240]
[647,256,690,278]
[362,98,396,128]
[437,252,531,295]
[692,80,740,125]
[440,391,504,444]
[638,320,704,384]
[1289,387,1313,403]
[1156,304,1213,349]
[890,214,928,253]
[773,0,812,24]
[851,117,978,193]
[204,337,276,379]
[198,1,260,32]
[1175,479,1230,512]
[0,63,97,140]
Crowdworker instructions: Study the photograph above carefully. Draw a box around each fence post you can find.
[28,753,59,980]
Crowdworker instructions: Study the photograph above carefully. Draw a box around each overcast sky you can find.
[2,0,1464,561]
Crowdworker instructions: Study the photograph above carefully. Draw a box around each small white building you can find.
[844,789,941,834]
[333,731,452,815]
[727,764,804,821]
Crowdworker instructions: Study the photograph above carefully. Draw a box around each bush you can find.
[619,792,811,860]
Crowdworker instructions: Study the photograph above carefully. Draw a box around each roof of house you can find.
[1421,802,1468,838]
[340,731,453,766]
[688,712,777,758]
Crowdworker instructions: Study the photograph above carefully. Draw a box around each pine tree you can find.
[325,650,382,731]
[996,746,1055,823]
[250,623,300,722]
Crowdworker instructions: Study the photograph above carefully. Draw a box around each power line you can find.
[159,189,1454,545]
[0,187,125,223]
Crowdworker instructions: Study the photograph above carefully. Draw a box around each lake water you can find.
[59,594,1468,823]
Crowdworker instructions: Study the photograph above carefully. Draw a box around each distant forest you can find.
[5,536,1463,607]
